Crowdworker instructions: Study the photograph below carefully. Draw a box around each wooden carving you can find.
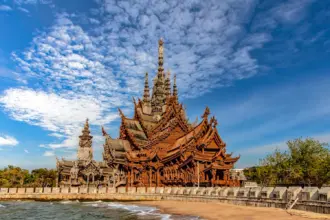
[102,40,240,187]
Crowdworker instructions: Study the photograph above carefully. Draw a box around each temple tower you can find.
[164,70,171,97]
[151,39,166,115]
[77,118,93,161]
[142,72,152,114]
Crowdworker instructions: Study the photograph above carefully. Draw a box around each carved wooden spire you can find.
[202,107,210,119]
[165,70,171,97]
[143,72,150,103]
[80,118,92,140]
[77,118,93,160]
[151,39,166,114]
[158,38,164,74]
[173,73,178,98]
[101,126,108,136]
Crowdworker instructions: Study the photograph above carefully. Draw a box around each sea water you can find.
[0,200,200,220]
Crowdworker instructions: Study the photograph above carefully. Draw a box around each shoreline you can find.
[133,201,330,220]
[2,198,330,220]
[1,192,330,218]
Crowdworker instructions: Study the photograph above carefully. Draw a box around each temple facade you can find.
[56,119,117,187]
[102,39,241,187]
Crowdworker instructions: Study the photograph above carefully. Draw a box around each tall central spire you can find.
[151,39,167,114]
[158,38,164,75]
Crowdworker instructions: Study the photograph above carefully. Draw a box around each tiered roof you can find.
[102,40,239,174]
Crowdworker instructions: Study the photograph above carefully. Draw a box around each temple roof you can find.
[101,39,239,171]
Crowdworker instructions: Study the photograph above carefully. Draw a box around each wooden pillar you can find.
[131,169,134,186]
[127,169,131,187]
[211,169,216,187]
[157,169,160,186]
[149,167,152,187]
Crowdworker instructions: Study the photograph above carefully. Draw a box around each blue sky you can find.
[0,0,330,169]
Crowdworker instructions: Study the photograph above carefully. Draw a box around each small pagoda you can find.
[56,119,112,187]
[102,39,240,187]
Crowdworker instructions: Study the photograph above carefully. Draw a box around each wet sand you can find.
[134,201,330,220]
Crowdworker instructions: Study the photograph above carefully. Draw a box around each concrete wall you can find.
[98,187,107,194]
[1,186,330,215]
[35,188,43,193]
[26,188,34,193]
[70,187,79,194]
[61,187,69,193]
[9,188,17,194]
[52,188,59,193]
[108,187,116,194]
[17,188,26,194]
[0,188,8,194]
[44,187,52,193]
[88,187,97,194]
[79,187,88,194]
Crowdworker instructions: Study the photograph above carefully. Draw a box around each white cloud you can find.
[24,149,29,153]
[43,151,55,157]
[0,5,12,11]
[0,88,119,149]
[17,7,29,13]
[0,135,19,146]
[1,1,317,155]
[14,0,52,5]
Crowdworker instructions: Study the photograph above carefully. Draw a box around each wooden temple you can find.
[56,119,113,187]
[102,39,241,187]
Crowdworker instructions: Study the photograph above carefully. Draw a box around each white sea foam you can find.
[83,201,200,220]
[82,200,102,204]
[59,200,79,204]
[106,202,177,220]
[0,204,5,208]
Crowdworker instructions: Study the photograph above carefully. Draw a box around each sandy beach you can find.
[135,201,330,220]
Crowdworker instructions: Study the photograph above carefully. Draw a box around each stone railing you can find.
[1,186,330,201]
[1,186,330,214]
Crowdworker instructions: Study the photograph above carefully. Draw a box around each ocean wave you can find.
[59,200,80,204]
[78,201,200,220]
[107,202,172,219]
[82,200,102,204]
[0,204,5,208]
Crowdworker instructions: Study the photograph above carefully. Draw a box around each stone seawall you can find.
[1,186,330,215]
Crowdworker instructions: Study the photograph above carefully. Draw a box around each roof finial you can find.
[165,70,171,97]
[83,118,90,133]
[158,38,164,75]
[202,107,210,119]
[173,73,178,99]
[118,108,125,118]
[143,72,150,103]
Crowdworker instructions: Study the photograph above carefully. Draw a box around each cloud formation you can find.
[0,5,12,11]
[0,135,19,146]
[43,151,55,157]
[0,88,119,149]
[0,0,319,155]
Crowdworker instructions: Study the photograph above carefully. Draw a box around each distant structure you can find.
[102,39,241,187]
[56,119,114,187]
[230,169,247,186]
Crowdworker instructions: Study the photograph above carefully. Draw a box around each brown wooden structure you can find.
[102,39,240,187]
[56,119,114,187]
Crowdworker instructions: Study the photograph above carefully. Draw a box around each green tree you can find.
[244,138,330,187]
[0,166,57,188]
